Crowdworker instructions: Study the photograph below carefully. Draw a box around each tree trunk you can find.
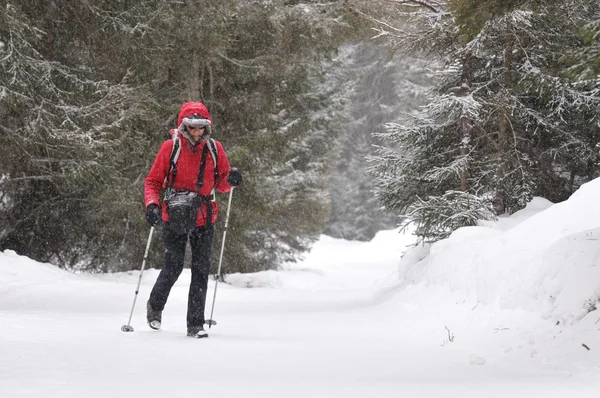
[459,52,474,192]
[494,37,515,215]
[188,50,201,101]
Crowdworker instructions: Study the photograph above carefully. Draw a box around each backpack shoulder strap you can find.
[163,129,182,187]
[195,138,219,199]
[206,138,219,183]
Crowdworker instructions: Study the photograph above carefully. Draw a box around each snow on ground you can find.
[2,181,600,397]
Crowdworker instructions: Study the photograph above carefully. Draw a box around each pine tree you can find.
[368,0,600,242]
[0,2,144,268]
[1,0,371,273]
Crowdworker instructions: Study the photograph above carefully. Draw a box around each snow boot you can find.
[146,301,162,330]
[187,326,208,339]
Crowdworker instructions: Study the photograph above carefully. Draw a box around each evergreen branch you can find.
[385,0,444,13]
[217,53,263,69]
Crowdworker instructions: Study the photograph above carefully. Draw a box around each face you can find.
[187,125,206,143]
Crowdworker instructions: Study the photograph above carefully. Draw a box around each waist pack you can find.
[165,191,201,235]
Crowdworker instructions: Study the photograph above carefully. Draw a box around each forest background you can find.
[1,0,599,274]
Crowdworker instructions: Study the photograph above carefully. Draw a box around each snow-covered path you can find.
[1,230,599,397]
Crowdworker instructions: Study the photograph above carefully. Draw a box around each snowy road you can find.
[1,230,599,397]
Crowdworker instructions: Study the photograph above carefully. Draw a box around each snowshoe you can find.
[146,301,162,330]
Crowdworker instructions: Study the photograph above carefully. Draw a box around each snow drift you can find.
[401,178,600,325]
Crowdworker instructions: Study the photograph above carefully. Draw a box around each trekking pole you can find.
[121,226,155,332]
[205,188,234,328]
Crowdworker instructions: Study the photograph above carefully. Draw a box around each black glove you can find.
[227,168,242,187]
[145,204,161,227]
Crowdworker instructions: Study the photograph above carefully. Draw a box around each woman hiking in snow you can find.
[143,102,242,338]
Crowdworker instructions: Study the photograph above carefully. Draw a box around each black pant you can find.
[149,222,214,328]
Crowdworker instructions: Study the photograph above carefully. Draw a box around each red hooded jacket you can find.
[144,102,233,226]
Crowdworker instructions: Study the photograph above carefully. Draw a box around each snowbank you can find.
[401,179,600,324]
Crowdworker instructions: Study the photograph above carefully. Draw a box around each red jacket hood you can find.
[177,102,212,126]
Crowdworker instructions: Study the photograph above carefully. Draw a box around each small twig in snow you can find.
[445,326,455,343]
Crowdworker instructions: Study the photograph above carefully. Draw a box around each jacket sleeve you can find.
[215,140,232,193]
[144,140,173,207]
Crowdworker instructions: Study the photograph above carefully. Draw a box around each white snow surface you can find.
[3,180,600,397]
